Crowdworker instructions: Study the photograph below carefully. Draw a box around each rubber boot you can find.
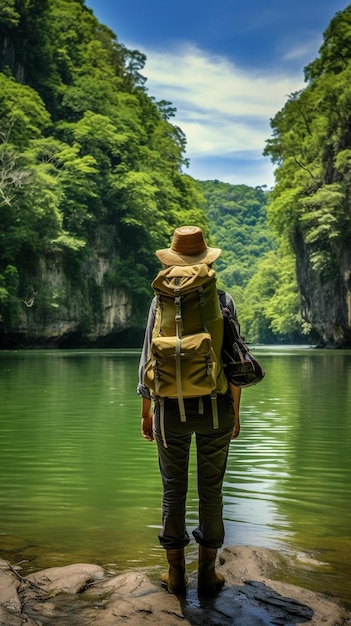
[197,546,225,596]
[161,548,187,594]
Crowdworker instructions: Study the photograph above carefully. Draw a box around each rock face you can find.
[0,250,138,349]
[296,232,351,347]
[1,547,350,626]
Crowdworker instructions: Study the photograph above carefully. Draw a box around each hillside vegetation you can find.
[264,6,351,346]
[199,181,305,343]
[0,1,350,346]
[0,0,208,344]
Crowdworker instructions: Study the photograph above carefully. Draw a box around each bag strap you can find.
[174,290,186,422]
[159,398,168,448]
[211,393,219,428]
[219,292,242,339]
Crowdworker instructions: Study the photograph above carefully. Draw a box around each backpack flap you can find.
[152,263,215,297]
[145,332,217,399]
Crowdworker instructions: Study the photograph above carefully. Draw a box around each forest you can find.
[0,0,350,347]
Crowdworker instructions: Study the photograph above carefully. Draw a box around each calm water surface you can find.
[0,347,350,608]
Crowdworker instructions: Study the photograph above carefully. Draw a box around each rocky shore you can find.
[1,546,350,625]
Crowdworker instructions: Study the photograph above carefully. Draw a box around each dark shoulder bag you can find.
[220,298,265,387]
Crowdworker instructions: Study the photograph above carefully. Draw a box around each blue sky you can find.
[85,0,349,188]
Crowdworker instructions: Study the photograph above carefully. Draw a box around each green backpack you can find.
[144,263,228,444]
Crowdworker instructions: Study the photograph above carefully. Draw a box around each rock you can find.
[0,547,350,626]
[0,249,136,348]
[27,562,106,595]
[295,225,351,347]
[0,569,21,625]
[218,547,348,626]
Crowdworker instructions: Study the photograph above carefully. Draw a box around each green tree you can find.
[0,0,20,29]
[0,0,209,339]
[264,5,351,346]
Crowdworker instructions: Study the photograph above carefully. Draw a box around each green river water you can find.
[0,347,350,608]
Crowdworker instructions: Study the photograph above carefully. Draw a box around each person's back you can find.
[138,226,241,596]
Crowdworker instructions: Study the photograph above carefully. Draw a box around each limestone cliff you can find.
[296,231,351,348]
[0,250,144,349]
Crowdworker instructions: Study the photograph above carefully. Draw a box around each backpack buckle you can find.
[174,295,182,323]
[198,286,206,307]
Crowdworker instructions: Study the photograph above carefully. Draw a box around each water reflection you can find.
[222,348,351,604]
[0,347,350,607]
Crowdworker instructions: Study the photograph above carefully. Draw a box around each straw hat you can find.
[156,226,221,266]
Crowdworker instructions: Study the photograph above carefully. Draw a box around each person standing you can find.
[137,226,241,596]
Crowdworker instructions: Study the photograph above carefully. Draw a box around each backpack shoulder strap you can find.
[218,289,238,320]
[218,289,226,308]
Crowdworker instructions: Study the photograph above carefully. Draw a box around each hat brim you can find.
[155,246,221,266]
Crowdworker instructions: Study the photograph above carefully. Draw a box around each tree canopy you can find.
[198,180,305,343]
[0,0,207,334]
[264,6,351,284]
[262,6,351,346]
[1,1,350,346]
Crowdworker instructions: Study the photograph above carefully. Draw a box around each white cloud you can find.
[137,43,306,184]
[281,33,322,63]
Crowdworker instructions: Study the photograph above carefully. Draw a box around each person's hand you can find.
[231,418,240,439]
[141,415,154,441]
[229,383,241,440]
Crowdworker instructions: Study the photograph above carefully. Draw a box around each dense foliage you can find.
[198,181,304,343]
[264,6,351,343]
[0,0,207,336]
[1,1,349,346]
